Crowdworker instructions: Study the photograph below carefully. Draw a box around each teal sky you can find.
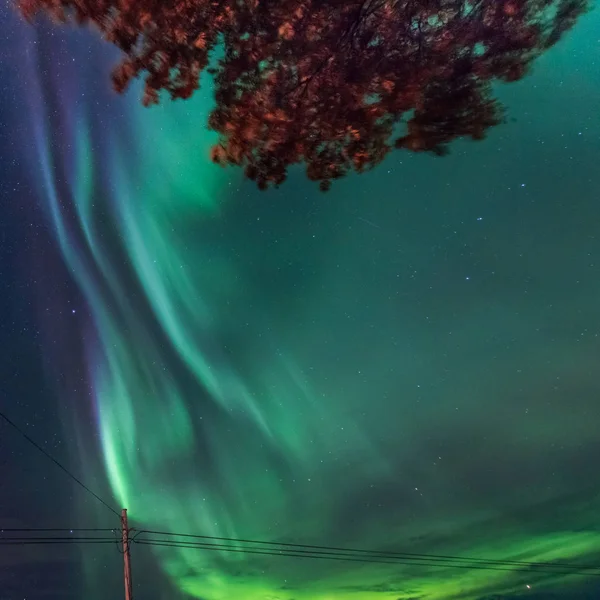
[1,4,600,600]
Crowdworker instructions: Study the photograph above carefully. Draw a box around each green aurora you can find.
[8,5,600,599]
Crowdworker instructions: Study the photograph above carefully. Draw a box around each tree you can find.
[17,0,589,191]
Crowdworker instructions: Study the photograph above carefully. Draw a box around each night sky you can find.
[1,2,600,600]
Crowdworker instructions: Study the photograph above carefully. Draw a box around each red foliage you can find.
[17,0,589,191]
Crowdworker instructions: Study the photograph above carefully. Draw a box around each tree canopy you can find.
[18,0,588,190]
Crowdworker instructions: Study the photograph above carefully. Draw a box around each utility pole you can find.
[121,509,133,600]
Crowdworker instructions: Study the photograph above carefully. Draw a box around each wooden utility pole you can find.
[121,509,133,600]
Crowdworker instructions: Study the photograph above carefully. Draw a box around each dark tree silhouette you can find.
[17,0,588,190]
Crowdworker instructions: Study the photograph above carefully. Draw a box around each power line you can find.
[0,540,118,545]
[136,529,600,572]
[0,528,116,532]
[136,538,600,575]
[0,533,124,551]
[138,535,598,571]
[0,410,120,518]
[0,537,115,543]
[133,538,600,578]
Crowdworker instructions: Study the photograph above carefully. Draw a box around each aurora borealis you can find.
[2,2,600,599]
